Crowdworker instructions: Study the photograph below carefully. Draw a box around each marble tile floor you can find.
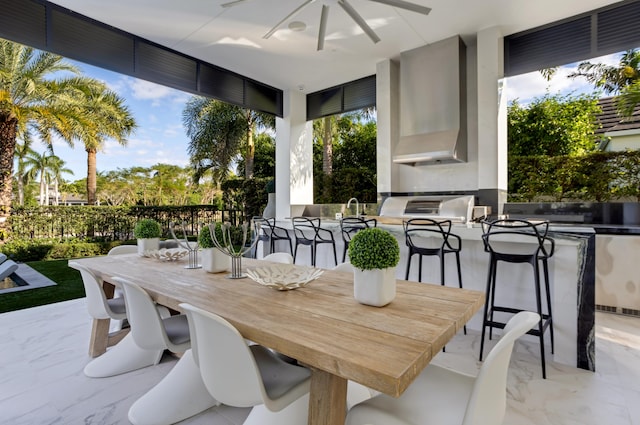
[1,298,639,425]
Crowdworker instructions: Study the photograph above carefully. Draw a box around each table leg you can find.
[307,368,347,425]
[89,318,110,357]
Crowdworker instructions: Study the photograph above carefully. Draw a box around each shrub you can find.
[0,238,114,262]
[348,228,400,271]
[198,222,224,249]
[134,219,162,239]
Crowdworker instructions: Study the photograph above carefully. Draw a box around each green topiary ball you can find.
[133,219,162,239]
[348,227,400,270]
[199,222,224,249]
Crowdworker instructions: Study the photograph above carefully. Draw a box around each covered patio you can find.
[2,0,640,424]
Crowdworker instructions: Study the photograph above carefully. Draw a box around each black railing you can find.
[9,205,243,241]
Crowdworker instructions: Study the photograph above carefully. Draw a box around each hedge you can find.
[508,150,640,202]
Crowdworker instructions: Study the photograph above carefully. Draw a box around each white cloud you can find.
[124,77,175,101]
[505,52,625,104]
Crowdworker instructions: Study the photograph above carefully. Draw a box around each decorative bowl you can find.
[246,264,324,291]
[143,248,189,261]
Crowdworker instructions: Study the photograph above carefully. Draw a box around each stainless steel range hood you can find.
[393,36,467,165]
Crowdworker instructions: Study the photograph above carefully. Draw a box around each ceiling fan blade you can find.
[264,0,315,39]
[317,5,329,51]
[367,0,431,15]
[338,0,380,44]
[220,0,252,7]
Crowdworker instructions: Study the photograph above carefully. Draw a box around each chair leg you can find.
[270,239,276,256]
[293,243,299,264]
[488,260,498,341]
[439,253,445,286]
[418,255,423,282]
[311,242,316,267]
[342,245,347,263]
[479,257,495,362]
[533,260,547,379]
[454,252,467,335]
[542,258,554,354]
[287,237,293,255]
[331,243,338,266]
[405,253,412,280]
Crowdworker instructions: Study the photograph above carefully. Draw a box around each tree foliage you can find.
[235,132,275,178]
[570,49,640,117]
[507,93,601,158]
[570,49,640,95]
[182,96,275,184]
[183,97,247,184]
[313,114,377,203]
[0,39,136,238]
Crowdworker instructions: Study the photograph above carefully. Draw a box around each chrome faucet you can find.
[347,197,359,217]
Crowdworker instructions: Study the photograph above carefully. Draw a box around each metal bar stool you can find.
[403,218,464,287]
[479,218,555,379]
[404,218,466,335]
[253,217,293,258]
[292,216,337,267]
[340,217,377,263]
[252,216,270,258]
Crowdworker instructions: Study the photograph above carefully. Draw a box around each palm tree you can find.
[74,86,136,205]
[0,39,129,234]
[23,151,54,205]
[47,155,74,206]
[13,136,37,206]
[242,109,275,179]
[182,97,275,183]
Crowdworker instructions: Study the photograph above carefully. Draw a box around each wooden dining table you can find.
[71,254,484,425]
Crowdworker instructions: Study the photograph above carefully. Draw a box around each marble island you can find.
[261,217,596,371]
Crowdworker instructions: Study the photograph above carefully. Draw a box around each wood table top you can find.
[71,254,484,398]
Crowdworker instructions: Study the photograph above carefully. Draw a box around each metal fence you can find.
[9,205,243,241]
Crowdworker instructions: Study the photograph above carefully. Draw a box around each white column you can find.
[477,26,507,211]
[376,59,400,195]
[275,89,313,220]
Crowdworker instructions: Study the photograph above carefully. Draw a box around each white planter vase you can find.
[353,267,397,307]
[137,238,160,256]
[201,248,231,273]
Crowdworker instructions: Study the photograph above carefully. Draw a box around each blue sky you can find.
[503,52,620,105]
[49,61,194,181]
[43,51,623,181]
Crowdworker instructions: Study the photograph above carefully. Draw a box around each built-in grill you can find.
[379,195,475,223]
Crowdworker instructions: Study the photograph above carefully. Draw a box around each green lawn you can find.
[0,259,85,314]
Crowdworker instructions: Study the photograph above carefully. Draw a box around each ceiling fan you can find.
[220,0,431,51]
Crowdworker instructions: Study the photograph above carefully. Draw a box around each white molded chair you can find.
[70,261,127,326]
[263,252,294,264]
[107,245,138,256]
[78,272,173,378]
[0,259,19,280]
[332,261,355,273]
[345,311,541,425]
[105,245,138,329]
[181,302,312,425]
[115,277,218,425]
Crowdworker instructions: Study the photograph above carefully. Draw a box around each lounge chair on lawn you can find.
[0,259,19,280]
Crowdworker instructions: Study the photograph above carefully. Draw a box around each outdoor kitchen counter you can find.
[265,218,596,372]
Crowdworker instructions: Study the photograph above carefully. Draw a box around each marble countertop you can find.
[276,216,594,245]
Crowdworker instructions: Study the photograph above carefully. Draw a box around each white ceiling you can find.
[49,0,624,93]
